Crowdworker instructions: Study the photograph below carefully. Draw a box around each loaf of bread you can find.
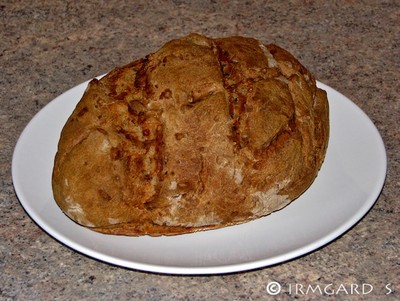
[52,33,329,236]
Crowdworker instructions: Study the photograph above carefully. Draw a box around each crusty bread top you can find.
[52,33,329,236]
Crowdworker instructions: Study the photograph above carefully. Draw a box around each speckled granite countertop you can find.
[1,1,399,300]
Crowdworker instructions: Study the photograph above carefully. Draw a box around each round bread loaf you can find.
[52,33,329,236]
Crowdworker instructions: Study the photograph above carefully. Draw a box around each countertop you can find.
[1,1,399,300]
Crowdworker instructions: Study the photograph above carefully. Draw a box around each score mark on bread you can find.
[52,33,329,236]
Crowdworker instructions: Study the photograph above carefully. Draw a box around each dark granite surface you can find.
[1,1,399,300]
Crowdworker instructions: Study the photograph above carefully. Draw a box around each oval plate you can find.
[12,80,387,275]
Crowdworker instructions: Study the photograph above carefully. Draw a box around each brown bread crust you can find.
[52,33,329,236]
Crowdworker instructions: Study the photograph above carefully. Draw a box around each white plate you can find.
[12,80,386,275]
